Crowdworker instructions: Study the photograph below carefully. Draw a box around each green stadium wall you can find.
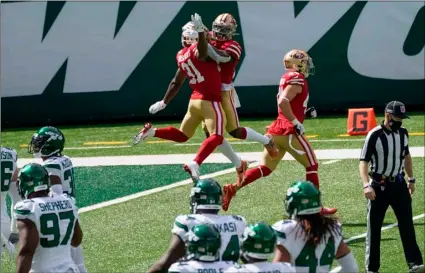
[1,1,424,128]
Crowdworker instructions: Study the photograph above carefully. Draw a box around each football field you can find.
[1,113,424,272]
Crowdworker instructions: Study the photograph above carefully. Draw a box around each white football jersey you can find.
[272,220,343,273]
[14,194,79,272]
[169,260,236,273]
[1,147,18,197]
[226,262,296,273]
[172,213,247,261]
[43,156,76,197]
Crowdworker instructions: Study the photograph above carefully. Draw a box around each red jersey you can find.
[210,39,242,91]
[176,43,222,102]
[277,71,309,124]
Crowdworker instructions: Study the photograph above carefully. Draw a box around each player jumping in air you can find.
[221,49,337,215]
[134,13,243,183]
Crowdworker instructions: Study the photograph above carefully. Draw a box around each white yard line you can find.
[17,147,425,167]
[322,160,341,165]
[175,138,365,146]
[79,162,261,213]
[331,213,425,272]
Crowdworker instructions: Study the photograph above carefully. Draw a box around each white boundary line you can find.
[323,160,341,165]
[79,162,260,213]
[331,213,425,271]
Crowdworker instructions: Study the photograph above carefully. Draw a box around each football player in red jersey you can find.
[134,14,243,183]
[222,49,337,215]
[203,13,279,162]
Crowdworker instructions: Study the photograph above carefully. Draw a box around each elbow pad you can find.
[332,252,359,273]
[207,44,231,63]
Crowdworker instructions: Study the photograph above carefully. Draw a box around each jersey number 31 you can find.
[181,59,205,84]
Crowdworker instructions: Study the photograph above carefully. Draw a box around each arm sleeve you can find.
[404,130,410,155]
[207,44,231,63]
[360,131,378,162]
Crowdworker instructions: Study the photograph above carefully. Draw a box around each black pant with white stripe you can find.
[365,178,423,272]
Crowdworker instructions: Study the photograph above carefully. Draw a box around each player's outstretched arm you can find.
[71,220,83,247]
[207,44,231,63]
[163,68,186,105]
[330,241,359,272]
[147,234,186,273]
[16,219,39,273]
[149,68,186,115]
[191,13,208,61]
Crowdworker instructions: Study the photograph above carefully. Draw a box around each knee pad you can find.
[306,164,318,173]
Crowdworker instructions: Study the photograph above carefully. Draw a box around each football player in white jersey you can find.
[272,181,358,273]
[28,126,88,273]
[226,222,295,273]
[168,224,236,273]
[14,163,83,273]
[148,178,247,273]
[1,147,21,259]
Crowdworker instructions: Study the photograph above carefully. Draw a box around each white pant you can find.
[31,263,80,273]
[71,245,88,273]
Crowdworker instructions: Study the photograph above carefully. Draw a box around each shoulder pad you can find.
[174,215,190,232]
[224,41,242,60]
[272,220,296,238]
[14,200,36,217]
[284,72,305,85]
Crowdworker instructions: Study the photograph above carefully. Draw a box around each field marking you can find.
[17,147,424,168]
[331,213,425,272]
[78,162,261,214]
[66,145,132,150]
[323,160,341,165]
[84,141,127,145]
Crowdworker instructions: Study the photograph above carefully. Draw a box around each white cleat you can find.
[184,161,201,183]
[133,123,155,145]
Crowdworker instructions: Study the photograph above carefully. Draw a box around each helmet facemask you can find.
[212,23,236,41]
[28,133,50,158]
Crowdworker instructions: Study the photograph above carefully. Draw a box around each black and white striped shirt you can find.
[360,122,410,177]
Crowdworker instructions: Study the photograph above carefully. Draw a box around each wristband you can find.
[408,177,415,183]
[363,184,371,189]
[291,119,300,126]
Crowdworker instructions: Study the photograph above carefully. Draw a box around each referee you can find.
[359,101,424,273]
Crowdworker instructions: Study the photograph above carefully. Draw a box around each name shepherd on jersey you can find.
[38,199,73,212]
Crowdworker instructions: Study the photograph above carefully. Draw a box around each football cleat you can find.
[222,184,237,211]
[133,123,154,145]
[235,160,248,187]
[264,135,279,159]
[320,207,338,215]
[184,161,201,184]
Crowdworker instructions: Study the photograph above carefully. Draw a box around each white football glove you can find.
[191,13,204,32]
[292,119,305,135]
[149,100,167,115]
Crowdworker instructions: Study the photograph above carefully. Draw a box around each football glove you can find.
[291,119,305,135]
[149,100,167,115]
[306,106,317,118]
[191,13,204,32]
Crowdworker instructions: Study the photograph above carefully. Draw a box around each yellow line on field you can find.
[410,132,425,136]
[19,144,27,148]
[338,134,351,137]
[146,140,172,144]
[84,141,127,145]
[305,135,318,138]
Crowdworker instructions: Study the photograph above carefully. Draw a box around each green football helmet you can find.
[190,178,222,213]
[17,163,50,199]
[285,180,321,218]
[187,224,221,262]
[28,126,65,157]
[242,222,277,260]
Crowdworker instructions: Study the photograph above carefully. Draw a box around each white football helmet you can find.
[181,21,199,47]
[283,49,315,78]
